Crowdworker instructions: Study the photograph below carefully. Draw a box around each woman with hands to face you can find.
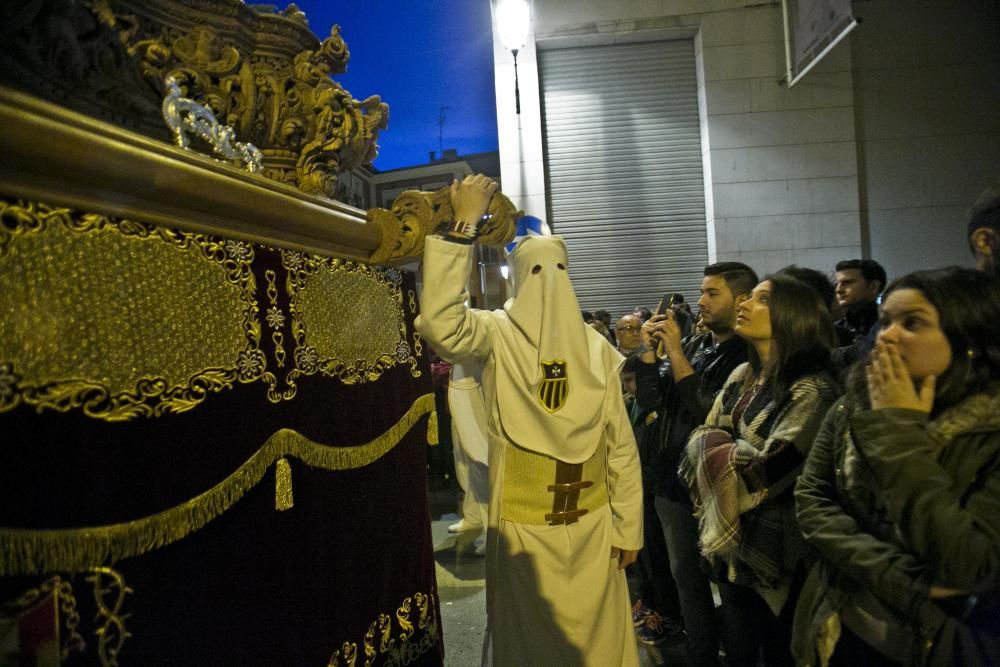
[793,267,1000,666]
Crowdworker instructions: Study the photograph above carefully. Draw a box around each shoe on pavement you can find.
[636,612,684,646]
[631,599,653,628]
[447,519,482,533]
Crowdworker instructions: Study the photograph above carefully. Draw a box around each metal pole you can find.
[512,48,521,115]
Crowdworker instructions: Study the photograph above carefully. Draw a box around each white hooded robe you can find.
[417,236,642,667]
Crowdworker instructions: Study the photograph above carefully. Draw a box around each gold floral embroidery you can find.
[0,199,424,420]
[331,591,440,667]
[0,199,273,421]
[281,249,420,389]
[0,394,435,576]
[265,269,288,369]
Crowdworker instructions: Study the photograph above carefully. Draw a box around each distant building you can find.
[338,149,501,210]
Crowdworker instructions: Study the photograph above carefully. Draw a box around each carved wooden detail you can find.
[0,0,387,199]
[0,2,521,265]
[369,189,522,265]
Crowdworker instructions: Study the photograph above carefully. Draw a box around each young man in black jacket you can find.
[634,261,758,666]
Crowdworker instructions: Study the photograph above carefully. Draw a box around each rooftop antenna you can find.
[438,105,450,155]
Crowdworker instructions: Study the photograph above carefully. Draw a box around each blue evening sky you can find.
[290,1,500,171]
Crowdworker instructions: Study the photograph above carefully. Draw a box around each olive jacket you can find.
[792,387,1000,666]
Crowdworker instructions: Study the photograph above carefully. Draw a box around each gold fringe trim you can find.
[426,409,438,446]
[0,393,435,576]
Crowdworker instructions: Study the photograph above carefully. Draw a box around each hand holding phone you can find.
[655,293,678,317]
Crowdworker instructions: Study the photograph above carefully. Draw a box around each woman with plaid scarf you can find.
[680,273,840,666]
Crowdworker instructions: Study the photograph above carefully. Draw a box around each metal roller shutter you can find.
[539,40,708,319]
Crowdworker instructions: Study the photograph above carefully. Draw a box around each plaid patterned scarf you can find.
[680,363,838,590]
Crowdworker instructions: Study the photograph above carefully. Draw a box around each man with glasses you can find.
[615,314,643,357]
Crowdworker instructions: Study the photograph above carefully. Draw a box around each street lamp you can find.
[496,0,530,115]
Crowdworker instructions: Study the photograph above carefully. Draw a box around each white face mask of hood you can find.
[492,235,610,463]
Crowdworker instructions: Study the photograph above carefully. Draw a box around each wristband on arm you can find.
[440,214,492,244]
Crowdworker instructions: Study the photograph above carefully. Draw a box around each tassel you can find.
[275,457,294,511]
[426,410,439,446]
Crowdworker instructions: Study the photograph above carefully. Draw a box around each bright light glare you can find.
[500,264,510,279]
[496,0,530,51]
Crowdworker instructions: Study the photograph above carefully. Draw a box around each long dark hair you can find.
[847,267,1000,413]
[747,273,837,397]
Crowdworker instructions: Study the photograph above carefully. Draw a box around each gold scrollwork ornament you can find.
[87,567,133,667]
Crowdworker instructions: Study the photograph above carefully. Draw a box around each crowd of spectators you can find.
[591,184,1000,666]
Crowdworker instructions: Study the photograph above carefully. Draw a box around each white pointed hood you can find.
[493,235,612,463]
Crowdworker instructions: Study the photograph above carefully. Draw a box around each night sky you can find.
[287,1,500,171]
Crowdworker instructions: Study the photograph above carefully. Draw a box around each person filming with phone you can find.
[629,263,758,664]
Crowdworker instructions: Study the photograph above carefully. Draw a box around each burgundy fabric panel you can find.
[0,236,443,665]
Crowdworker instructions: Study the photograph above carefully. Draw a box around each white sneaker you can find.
[447,519,482,534]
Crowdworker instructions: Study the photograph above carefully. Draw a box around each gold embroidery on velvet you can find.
[412,331,423,360]
[0,199,273,421]
[407,289,417,314]
[414,592,430,630]
[0,393,435,576]
[3,575,85,660]
[87,567,131,667]
[275,456,294,511]
[328,641,359,667]
[281,250,420,387]
[335,592,439,667]
[265,269,288,369]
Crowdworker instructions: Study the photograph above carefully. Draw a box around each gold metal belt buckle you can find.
[545,508,589,525]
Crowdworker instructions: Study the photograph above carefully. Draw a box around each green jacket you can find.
[792,388,1000,666]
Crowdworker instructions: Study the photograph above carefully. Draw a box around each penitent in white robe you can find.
[417,237,642,667]
[448,361,489,530]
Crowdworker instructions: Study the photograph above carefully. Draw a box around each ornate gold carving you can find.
[281,251,421,386]
[161,77,263,173]
[0,394,435,576]
[0,87,380,264]
[3,575,85,660]
[122,4,387,198]
[1,0,387,200]
[87,567,132,667]
[368,187,522,265]
[333,592,440,667]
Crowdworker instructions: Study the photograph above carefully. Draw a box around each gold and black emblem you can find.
[538,360,568,413]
